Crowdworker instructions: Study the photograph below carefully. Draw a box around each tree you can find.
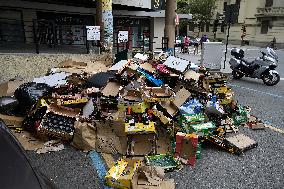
[177,0,217,36]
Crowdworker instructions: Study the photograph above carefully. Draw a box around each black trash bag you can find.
[86,71,116,89]
[14,82,52,114]
[0,119,57,189]
[0,96,19,115]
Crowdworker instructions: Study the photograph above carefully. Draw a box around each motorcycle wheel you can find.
[232,70,244,79]
[262,71,280,86]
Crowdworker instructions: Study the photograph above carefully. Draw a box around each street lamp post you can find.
[223,4,234,69]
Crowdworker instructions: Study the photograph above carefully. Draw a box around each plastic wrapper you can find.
[180,98,203,114]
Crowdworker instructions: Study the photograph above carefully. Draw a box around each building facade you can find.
[191,0,284,48]
[0,0,191,53]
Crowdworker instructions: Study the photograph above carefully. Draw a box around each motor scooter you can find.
[229,47,280,86]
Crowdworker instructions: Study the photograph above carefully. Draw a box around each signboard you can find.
[118,31,128,43]
[86,26,100,41]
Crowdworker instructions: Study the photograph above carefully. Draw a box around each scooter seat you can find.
[241,58,253,65]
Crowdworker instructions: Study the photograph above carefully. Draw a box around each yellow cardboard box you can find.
[105,158,142,189]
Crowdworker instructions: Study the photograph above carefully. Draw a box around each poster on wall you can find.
[86,26,100,40]
[118,31,128,43]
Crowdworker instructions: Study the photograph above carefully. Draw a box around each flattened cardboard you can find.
[71,121,96,152]
[101,81,121,97]
[11,129,45,151]
[96,121,123,154]
[172,88,191,108]
[184,70,200,81]
[0,114,24,126]
[0,79,24,97]
[58,59,87,68]
[226,134,257,150]
[140,63,156,73]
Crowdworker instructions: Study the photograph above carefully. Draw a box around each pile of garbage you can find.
[0,53,265,189]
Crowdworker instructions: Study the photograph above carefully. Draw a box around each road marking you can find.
[229,84,284,100]
[280,78,284,81]
[264,124,284,135]
[89,151,113,189]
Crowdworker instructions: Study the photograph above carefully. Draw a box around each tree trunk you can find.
[96,0,104,45]
[165,0,176,49]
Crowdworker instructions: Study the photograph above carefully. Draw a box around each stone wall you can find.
[0,53,112,83]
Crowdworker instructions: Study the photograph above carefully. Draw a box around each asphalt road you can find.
[26,47,284,189]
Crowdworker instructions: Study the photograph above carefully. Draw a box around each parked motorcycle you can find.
[229,47,280,86]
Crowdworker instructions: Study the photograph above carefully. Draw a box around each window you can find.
[261,20,269,34]
[265,0,273,7]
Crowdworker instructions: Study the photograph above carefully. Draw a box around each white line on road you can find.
[280,78,284,81]
[229,84,284,100]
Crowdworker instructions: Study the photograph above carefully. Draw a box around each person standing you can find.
[183,35,190,53]
[200,34,208,49]
[193,38,199,55]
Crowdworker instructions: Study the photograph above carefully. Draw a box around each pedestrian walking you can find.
[200,34,208,49]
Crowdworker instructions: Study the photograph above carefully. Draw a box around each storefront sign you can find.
[152,0,165,10]
[86,26,100,41]
[118,31,128,43]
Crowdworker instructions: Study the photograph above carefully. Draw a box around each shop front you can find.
[113,17,151,54]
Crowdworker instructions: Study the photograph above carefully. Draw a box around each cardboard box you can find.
[225,134,258,154]
[127,133,157,156]
[172,88,191,108]
[105,158,142,189]
[101,81,121,97]
[142,86,175,102]
[125,122,156,134]
[0,114,24,126]
[145,154,179,171]
[132,166,175,189]
[174,132,198,166]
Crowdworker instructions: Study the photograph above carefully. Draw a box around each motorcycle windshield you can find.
[267,47,278,60]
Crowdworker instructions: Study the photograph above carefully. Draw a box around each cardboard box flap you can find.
[140,63,156,73]
[108,60,129,73]
[0,79,24,97]
[226,134,257,150]
[101,81,121,97]
[172,88,191,108]
[138,166,165,185]
[184,70,200,81]
[163,56,190,73]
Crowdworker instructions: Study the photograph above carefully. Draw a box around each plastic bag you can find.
[14,82,52,114]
